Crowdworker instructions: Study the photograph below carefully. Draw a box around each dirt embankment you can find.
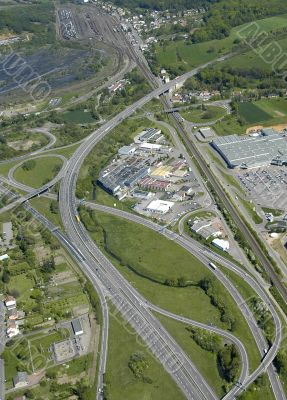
[246,123,287,134]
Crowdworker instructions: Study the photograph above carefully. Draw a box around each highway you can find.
[6,153,68,193]
[1,50,283,397]
[147,305,249,384]
[1,24,285,397]
[23,203,109,400]
[60,175,220,399]
[114,19,286,399]
[22,200,254,398]
[84,202,284,399]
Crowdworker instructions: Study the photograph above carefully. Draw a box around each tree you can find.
[22,160,36,171]
[2,269,10,283]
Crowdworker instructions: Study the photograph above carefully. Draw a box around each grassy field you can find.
[105,305,185,400]
[225,35,287,71]
[62,110,97,124]
[237,196,263,224]
[213,114,248,136]
[237,374,275,400]
[155,14,287,73]
[30,197,62,228]
[94,185,137,211]
[84,211,261,372]
[219,169,245,194]
[13,156,63,188]
[181,105,226,123]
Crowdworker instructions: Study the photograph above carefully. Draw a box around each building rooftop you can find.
[146,199,174,214]
[212,133,287,168]
[72,319,83,335]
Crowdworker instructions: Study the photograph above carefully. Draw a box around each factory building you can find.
[212,238,230,252]
[145,199,174,214]
[98,164,150,195]
[212,130,287,169]
[134,128,162,143]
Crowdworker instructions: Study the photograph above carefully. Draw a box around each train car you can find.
[209,262,217,270]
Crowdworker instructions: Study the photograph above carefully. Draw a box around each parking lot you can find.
[237,166,287,209]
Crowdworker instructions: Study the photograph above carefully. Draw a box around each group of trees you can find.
[97,69,150,118]
[199,277,237,331]
[186,326,222,353]
[192,0,287,43]
[186,326,240,386]
[184,65,287,94]
[218,344,240,383]
[111,0,208,11]
[128,352,152,383]
[0,2,56,46]
[22,160,36,172]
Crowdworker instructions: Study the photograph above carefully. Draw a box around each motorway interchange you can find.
[1,7,287,400]
[1,64,285,399]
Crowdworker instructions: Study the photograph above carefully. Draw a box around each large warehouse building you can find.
[212,130,287,169]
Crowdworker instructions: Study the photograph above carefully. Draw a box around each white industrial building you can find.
[139,143,162,152]
[146,199,174,214]
[212,238,230,252]
[118,145,136,156]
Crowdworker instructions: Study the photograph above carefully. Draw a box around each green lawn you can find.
[219,169,245,194]
[0,160,18,178]
[13,156,63,189]
[105,305,185,400]
[85,211,261,372]
[214,99,287,136]
[188,211,216,219]
[181,105,226,123]
[48,353,93,377]
[94,185,137,211]
[44,142,82,159]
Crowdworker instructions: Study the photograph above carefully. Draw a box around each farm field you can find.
[237,102,272,124]
[13,156,63,189]
[238,99,287,125]
[255,99,287,118]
